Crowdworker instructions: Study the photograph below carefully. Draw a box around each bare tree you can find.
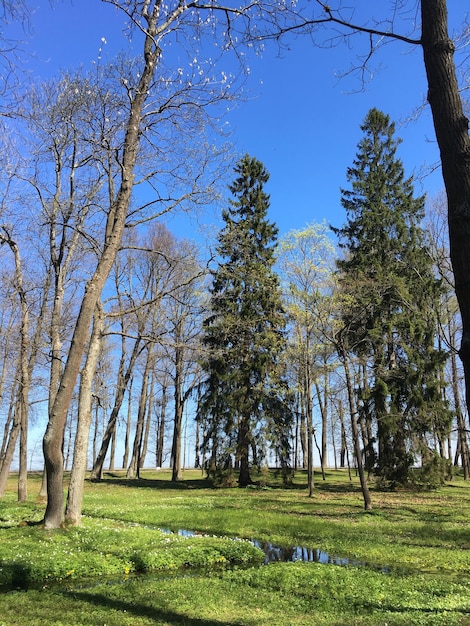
[0,229,28,500]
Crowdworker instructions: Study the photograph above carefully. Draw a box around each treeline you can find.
[1,107,468,517]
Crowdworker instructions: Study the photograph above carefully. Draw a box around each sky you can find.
[5,1,469,469]
[7,0,468,245]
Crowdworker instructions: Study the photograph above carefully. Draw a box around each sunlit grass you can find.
[1,469,470,624]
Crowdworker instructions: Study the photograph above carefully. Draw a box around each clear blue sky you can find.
[8,1,468,240]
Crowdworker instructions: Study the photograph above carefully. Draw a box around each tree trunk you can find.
[156,382,167,468]
[91,337,143,480]
[304,361,314,496]
[0,234,30,502]
[237,414,252,486]
[0,399,20,497]
[171,393,184,481]
[42,10,161,527]
[109,429,116,471]
[139,369,155,469]
[122,378,133,470]
[421,0,470,416]
[127,349,152,479]
[171,332,184,481]
[340,345,372,510]
[65,303,104,526]
[314,379,327,479]
[451,343,470,478]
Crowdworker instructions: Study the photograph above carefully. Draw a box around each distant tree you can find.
[164,240,205,482]
[278,222,337,494]
[426,192,470,478]
[334,108,449,487]
[199,155,291,486]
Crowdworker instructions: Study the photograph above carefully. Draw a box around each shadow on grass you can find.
[0,563,39,591]
[62,589,229,625]
[95,471,364,496]
[93,475,215,491]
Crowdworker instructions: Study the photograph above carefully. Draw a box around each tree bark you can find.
[171,324,184,481]
[65,302,104,526]
[122,378,133,470]
[421,0,470,413]
[0,233,30,502]
[156,382,167,468]
[139,368,155,469]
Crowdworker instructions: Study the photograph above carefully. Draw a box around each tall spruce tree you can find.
[334,108,449,487]
[199,155,290,486]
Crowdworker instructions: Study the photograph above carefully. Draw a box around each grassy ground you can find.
[1,469,470,625]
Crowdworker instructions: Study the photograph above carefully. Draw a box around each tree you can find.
[164,240,205,482]
[334,108,449,486]
[38,0,270,527]
[260,0,470,424]
[199,155,290,486]
[0,229,29,501]
[426,192,470,478]
[278,222,337,494]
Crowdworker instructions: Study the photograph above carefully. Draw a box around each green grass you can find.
[1,469,470,625]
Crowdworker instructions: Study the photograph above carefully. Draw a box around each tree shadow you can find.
[61,589,231,625]
[92,475,215,491]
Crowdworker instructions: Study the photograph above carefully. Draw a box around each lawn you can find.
[1,469,469,625]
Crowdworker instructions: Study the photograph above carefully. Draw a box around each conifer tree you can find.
[334,108,450,487]
[199,155,291,486]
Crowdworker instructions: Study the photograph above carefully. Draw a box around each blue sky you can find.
[9,1,468,241]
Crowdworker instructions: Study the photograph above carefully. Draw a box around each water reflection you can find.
[160,528,368,568]
[252,541,355,565]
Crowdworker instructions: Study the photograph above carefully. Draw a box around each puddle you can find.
[160,528,386,570]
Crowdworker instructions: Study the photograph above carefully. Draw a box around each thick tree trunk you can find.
[421,0,470,415]
[65,303,104,526]
[42,30,161,526]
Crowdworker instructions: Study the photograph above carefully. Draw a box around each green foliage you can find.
[199,154,292,485]
[334,108,450,486]
[409,452,454,490]
[0,513,263,588]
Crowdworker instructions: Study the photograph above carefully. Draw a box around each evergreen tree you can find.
[334,108,450,487]
[199,155,291,486]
